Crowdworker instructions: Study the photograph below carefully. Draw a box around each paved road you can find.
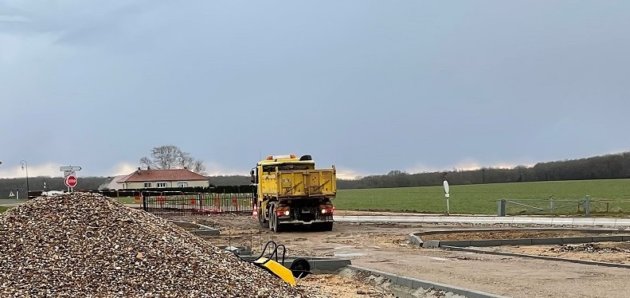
[336,214,630,228]
[0,198,24,207]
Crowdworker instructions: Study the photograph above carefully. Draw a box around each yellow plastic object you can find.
[253,257,297,287]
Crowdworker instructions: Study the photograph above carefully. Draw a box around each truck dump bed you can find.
[261,169,336,198]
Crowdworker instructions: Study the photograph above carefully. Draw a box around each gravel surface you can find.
[0,193,306,297]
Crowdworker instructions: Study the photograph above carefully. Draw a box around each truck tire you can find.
[268,203,275,231]
[258,207,268,228]
[270,215,276,232]
[270,205,284,233]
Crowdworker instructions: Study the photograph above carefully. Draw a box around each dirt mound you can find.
[0,193,303,297]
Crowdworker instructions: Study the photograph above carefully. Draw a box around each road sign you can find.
[443,180,450,215]
[65,175,78,188]
[443,180,450,198]
[60,166,82,172]
[9,191,14,197]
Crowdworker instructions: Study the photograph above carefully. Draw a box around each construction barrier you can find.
[143,192,254,216]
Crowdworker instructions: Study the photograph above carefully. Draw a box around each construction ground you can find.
[2,197,630,297]
[177,210,630,298]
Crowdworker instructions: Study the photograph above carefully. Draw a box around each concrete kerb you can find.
[589,235,623,242]
[294,257,351,274]
[193,223,221,236]
[408,233,423,247]
[441,245,630,270]
[348,265,505,298]
[410,228,630,248]
[530,238,562,245]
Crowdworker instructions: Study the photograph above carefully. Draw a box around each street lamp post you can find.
[20,160,29,200]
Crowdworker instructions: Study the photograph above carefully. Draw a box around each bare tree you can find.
[139,145,206,174]
[139,157,154,169]
[192,160,206,174]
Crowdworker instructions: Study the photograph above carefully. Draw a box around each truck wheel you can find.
[271,206,284,233]
[268,204,275,231]
[258,207,268,228]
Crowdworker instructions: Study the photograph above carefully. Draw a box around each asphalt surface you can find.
[335,215,630,228]
[0,198,23,206]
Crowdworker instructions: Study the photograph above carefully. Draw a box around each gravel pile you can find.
[0,193,305,297]
[550,243,629,253]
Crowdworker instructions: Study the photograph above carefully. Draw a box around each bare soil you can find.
[492,242,630,265]
[298,272,395,298]
[169,213,630,298]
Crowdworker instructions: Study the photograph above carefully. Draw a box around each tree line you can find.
[0,177,109,199]
[2,152,629,197]
[338,152,630,189]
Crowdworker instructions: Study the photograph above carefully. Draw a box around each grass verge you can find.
[335,179,630,215]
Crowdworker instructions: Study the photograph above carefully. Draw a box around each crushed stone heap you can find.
[0,193,304,297]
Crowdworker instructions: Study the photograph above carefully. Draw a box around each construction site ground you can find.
[172,211,630,298]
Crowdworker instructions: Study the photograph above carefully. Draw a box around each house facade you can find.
[119,169,209,189]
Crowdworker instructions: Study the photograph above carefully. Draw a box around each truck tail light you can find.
[276,207,290,217]
[320,205,334,215]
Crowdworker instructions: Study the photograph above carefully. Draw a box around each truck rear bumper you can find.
[277,219,333,225]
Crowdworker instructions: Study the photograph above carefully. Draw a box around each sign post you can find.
[60,166,82,192]
[443,179,450,215]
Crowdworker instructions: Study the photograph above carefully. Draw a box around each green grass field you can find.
[335,179,630,215]
[4,179,628,216]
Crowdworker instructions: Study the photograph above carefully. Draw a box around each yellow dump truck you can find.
[251,154,336,232]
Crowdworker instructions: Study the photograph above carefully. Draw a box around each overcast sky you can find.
[1,1,629,179]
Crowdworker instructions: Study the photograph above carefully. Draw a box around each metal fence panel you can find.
[144,192,253,216]
[499,196,630,216]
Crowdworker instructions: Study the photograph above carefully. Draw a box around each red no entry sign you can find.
[65,175,78,188]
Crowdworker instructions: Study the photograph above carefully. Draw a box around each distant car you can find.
[42,190,65,196]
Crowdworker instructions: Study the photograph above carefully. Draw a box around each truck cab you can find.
[252,154,335,232]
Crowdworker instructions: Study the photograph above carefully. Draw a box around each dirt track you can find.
[176,213,630,298]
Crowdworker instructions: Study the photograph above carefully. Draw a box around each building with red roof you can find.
[119,168,209,189]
